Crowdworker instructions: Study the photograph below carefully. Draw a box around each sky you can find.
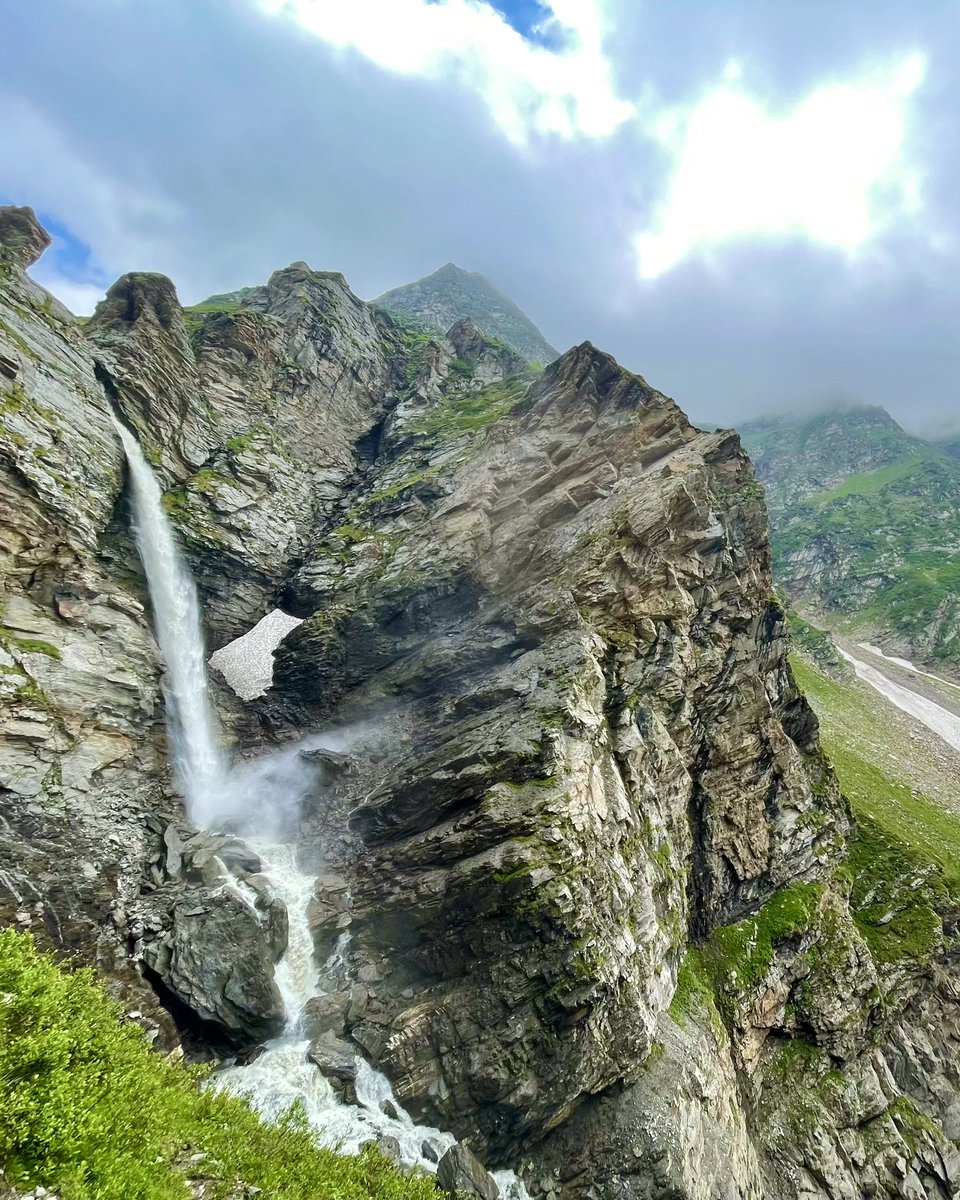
[2,0,958,434]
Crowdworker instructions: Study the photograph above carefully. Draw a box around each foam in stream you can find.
[215,843,532,1194]
[115,422,530,1195]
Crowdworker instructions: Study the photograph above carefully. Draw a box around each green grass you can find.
[0,927,437,1200]
[791,654,959,966]
[0,627,62,659]
[182,299,242,337]
[412,376,528,438]
[668,947,726,1039]
[772,455,960,665]
[703,883,824,999]
[742,407,960,665]
[791,656,960,889]
[809,456,927,504]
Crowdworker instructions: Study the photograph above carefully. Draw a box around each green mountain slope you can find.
[374,262,559,364]
[741,406,960,668]
[790,648,960,964]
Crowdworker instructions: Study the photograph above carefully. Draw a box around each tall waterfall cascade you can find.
[114,420,529,1197]
[112,418,227,824]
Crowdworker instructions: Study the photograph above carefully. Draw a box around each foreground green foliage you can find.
[0,928,437,1200]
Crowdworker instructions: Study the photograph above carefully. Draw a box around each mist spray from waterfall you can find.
[113,418,227,819]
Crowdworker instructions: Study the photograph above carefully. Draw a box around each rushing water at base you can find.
[116,421,529,1196]
[214,840,461,1173]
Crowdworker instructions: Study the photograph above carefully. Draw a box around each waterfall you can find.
[113,418,227,822]
[115,421,530,1198]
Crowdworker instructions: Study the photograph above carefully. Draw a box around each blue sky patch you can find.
[36,211,107,285]
[487,0,554,42]
[0,197,108,286]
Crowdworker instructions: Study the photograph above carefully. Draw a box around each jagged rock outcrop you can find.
[85,263,401,644]
[130,821,287,1048]
[4,206,960,1200]
[374,261,559,365]
[437,1143,501,1200]
[270,338,850,1164]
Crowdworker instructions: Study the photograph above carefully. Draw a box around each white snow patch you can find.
[211,609,303,700]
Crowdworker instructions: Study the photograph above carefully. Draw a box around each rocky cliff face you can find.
[2,207,960,1199]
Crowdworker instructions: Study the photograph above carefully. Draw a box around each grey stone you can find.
[437,1144,500,1200]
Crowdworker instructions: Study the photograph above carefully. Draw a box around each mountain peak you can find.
[374,262,559,365]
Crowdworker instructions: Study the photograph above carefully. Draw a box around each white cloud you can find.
[634,52,927,278]
[28,272,106,317]
[0,96,183,285]
[255,0,634,144]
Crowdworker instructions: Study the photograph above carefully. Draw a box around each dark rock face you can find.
[0,205,51,269]
[137,888,284,1047]
[3,206,960,1200]
[270,338,848,1158]
[437,1144,501,1200]
[131,823,287,1048]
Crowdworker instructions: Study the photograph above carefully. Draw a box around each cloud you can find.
[255,0,634,143]
[0,95,182,300]
[29,272,105,317]
[634,52,928,278]
[1,0,958,433]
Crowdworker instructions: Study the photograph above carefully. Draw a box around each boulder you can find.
[138,888,285,1047]
[437,1144,500,1200]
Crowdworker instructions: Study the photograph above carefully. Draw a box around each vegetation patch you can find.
[703,883,824,999]
[412,376,528,439]
[786,612,848,676]
[0,626,62,660]
[182,298,241,337]
[669,947,726,1040]
[791,655,958,968]
[809,456,929,505]
[0,928,438,1200]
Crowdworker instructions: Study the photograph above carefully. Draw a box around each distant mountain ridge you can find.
[741,404,960,671]
[373,262,559,365]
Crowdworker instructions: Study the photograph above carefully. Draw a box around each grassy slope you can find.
[0,928,437,1200]
[790,654,960,962]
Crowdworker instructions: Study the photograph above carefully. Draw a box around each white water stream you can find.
[113,419,228,817]
[116,420,528,1196]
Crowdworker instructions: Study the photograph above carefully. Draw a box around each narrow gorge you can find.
[2,204,960,1199]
